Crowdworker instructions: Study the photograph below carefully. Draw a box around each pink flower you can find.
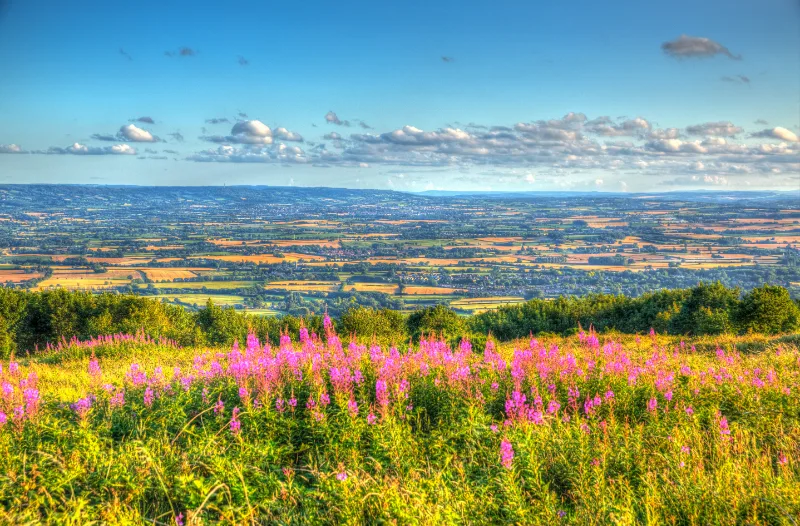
[490,424,499,433]
[685,406,694,416]
[230,407,241,435]
[347,399,358,417]
[719,416,731,436]
[647,397,657,413]
[144,387,154,408]
[778,452,788,466]
[88,358,101,378]
[175,512,184,526]
[336,471,348,481]
[367,412,377,425]
[500,439,514,469]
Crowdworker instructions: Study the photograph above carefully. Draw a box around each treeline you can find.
[0,283,798,357]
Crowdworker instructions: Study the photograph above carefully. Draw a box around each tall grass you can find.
[1,327,798,524]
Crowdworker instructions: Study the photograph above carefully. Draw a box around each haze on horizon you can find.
[0,0,799,193]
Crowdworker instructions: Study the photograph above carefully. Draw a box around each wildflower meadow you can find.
[1,321,798,524]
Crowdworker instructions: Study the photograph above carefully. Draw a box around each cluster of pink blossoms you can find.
[1,327,796,478]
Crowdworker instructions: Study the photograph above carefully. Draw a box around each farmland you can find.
[1,185,798,317]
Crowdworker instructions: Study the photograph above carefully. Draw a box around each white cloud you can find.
[0,144,23,154]
[119,124,157,142]
[751,127,799,143]
[49,142,137,155]
[686,122,743,137]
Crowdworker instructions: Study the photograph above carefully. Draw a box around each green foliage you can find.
[736,285,800,335]
[407,304,465,342]
[340,307,407,343]
[0,283,798,355]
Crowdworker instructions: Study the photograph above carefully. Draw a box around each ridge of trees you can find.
[0,282,798,358]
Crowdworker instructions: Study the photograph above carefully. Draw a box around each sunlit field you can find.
[2,326,798,524]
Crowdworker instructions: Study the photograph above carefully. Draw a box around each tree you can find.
[406,304,465,343]
[669,282,739,335]
[736,285,800,335]
[340,307,407,343]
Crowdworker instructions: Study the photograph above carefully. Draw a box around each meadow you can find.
[1,326,798,524]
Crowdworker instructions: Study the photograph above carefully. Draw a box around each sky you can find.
[0,0,799,192]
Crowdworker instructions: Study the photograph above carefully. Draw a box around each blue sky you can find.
[1,0,798,191]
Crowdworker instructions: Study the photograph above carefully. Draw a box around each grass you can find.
[0,331,798,523]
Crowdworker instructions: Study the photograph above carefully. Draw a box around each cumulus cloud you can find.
[188,143,308,164]
[587,117,650,137]
[49,142,136,155]
[662,35,741,60]
[323,132,342,140]
[119,124,157,142]
[751,127,799,142]
[686,121,743,137]
[92,124,158,143]
[201,119,303,145]
[0,144,24,154]
[325,111,350,127]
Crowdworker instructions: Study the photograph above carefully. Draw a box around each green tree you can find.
[407,304,465,343]
[736,285,800,335]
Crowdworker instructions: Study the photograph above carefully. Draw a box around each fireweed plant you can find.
[0,321,798,524]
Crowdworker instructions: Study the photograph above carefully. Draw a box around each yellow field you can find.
[402,285,464,295]
[141,269,198,281]
[266,281,339,292]
[0,270,42,283]
[347,283,399,293]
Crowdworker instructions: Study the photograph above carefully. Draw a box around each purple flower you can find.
[88,358,101,378]
[347,399,358,417]
[500,439,514,469]
[230,407,241,435]
[685,406,694,416]
[719,416,731,436]
[647,397,657,413]
[175,512,184,526]
[71,396,93,419]
[336,471,348,481]
[144,387,155,408]
[367,412,377,425]
[0,412,7,427]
